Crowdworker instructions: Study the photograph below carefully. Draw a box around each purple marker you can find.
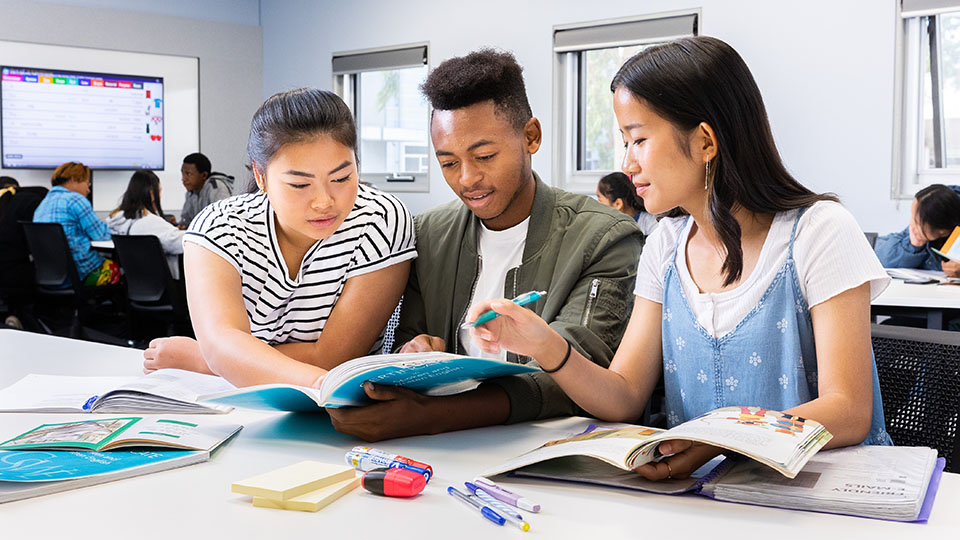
[473,477,540,513]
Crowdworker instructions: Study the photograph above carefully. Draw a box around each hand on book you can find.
[632,440,723,481]
[142,337,214,375]
[398,334,447,353]
[327,382,433,442]
[943,259,960,277]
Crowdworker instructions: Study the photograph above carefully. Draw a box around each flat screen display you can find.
[1,65,164,170]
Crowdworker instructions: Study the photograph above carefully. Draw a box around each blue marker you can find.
[461,290,547,328]
[447,486,504,526]
[466,482,530,531]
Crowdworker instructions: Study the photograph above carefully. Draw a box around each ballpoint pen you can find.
[465,482,530,531]
[447,486,505,526]
[460,290,547,328]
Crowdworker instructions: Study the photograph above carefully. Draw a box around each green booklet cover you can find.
[0,417,242,452]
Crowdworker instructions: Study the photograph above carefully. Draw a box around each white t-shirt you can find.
[106,211,185,279]
[633,201,890,339]
[464,218,529,359]
[184,185,416,346]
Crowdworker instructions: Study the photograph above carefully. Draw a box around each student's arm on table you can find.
[144,243,325,387]
[274,260,410,369]
[873,227,927,268]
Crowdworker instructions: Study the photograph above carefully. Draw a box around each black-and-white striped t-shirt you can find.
[183,184,416,346]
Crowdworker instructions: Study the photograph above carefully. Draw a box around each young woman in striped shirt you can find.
[143,89,416,387]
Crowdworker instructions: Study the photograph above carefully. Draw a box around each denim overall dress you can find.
[660,212,891,445]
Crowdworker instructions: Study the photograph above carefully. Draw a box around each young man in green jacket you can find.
[328,49,644,441]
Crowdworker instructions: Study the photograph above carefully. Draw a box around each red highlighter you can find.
[361,467,426,497]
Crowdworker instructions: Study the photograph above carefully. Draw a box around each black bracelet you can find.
[541,339,572,374]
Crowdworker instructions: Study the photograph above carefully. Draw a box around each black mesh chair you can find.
[20,221,121,338]
[872,323,960,472]
[112,235,191,339]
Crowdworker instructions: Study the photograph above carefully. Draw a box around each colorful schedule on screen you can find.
[1,66,164,169]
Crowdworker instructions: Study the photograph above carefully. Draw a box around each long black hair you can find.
[245,88,357,193]
[611,36,837,286]
[598,172,644,214]
[117,170,163,219]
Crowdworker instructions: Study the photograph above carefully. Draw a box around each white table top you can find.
[90,239,115,250]
[872,278,960,309]
[0,329,957,539]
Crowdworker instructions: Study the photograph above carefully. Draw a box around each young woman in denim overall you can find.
[466,36,892,482]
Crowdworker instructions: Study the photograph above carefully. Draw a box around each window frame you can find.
[894,2,960,200]
[332,42,430,193]
[552,10,699,194]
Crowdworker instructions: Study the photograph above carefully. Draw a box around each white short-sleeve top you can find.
[183,184,416,345]
[633,201,890,339]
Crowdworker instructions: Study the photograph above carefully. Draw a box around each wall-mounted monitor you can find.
[1,65,164,170]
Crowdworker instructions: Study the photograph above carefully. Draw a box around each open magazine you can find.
[200,351,539,411]
[483,407,832,480]
[0,369,235,414]
[0,417,243,452]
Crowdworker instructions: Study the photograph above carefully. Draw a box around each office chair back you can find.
[112,234,174,307]
[20,221,81,293]
[864,232,878,248]
[872,323,960,472]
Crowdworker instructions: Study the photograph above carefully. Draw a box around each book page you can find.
[97,369,236,412]
[110,417,242,451]
[0,374,132,412]
[0,418,139,450]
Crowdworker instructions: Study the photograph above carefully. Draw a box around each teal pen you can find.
[461,290,547,328]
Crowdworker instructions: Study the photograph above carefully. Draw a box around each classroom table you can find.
[0,329,957,539]
[871,278,960,329]
[90,239,115,251]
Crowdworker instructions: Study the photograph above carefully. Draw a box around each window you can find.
[896,1,960,197]
[333,44,429,192]
[553,11,699,193]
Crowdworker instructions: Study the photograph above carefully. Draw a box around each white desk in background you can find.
[90,239,115,253]
[872,271,960,329]
[1,329,958,540]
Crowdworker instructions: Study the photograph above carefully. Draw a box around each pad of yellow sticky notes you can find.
[232,461,359,512]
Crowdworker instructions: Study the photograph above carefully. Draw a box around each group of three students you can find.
[143,36,892,482]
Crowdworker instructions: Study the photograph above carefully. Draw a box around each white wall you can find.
[0,0,263,214]
[261,0,908,233]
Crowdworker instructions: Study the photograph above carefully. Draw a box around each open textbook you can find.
[0,420,241,504]
[885,267,960,285]
[482,409,944,522]
[200,351,539,411]
[483,407,832,480]
[0,417,243,452]
[0,369,235,414]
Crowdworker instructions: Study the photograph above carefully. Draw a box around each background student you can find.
[326,49,643,442]
[107,170,185,279]
[143,88,416,388]
[874,184,960,277]
[32,162,119,287]
[0,176,48,329]
[467,36,891,481]
[178,152,236,228]
[597,171,658,236]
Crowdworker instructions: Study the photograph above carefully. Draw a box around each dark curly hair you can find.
[420,48,532,131]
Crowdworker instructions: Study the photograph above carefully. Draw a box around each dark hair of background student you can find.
[116,170,164,219]
[916,184,960,238]
[245,88,358,194]
[598,172,645,214]
[182,152,212,176]
[611,36,837,286]
[419,48,533,131]
[50,162,90,187]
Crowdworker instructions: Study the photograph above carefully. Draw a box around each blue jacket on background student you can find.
[874,184,960,271]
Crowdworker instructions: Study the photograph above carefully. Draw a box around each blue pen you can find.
[461,290,547,328]
[447,486,505,526]
[465,482,530,532]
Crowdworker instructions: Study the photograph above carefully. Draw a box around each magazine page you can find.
[0,374,133,412]
[642,407,831,476]
[481,422,665,478]
[700,446,939,521]
[97,369,235,413]
[0,417,140,451]
[199,384,325,412]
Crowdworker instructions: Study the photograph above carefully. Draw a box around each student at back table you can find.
[467,36,892,481]
[142,88,416,388]
[32,162,119,286]
[326,49,644,442]
[874,184,960,277]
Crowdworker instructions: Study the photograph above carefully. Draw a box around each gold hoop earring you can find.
[704,160,711,191]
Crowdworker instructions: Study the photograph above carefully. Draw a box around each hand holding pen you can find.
[465,290,558,359]
[461,290,547,328]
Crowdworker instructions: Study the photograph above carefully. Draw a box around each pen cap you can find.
[361,468,426,497]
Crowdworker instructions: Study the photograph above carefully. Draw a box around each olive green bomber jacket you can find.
[392,174,644,423]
